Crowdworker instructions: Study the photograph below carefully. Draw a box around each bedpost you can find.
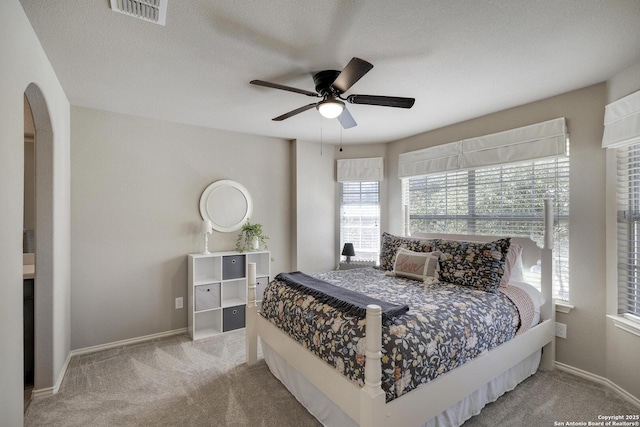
[360,304,386,427]
[540,199,556,370]
[246,262,258,366]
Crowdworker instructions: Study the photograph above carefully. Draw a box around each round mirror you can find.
[199,180,253,232]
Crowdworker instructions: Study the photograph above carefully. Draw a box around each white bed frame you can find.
[246,201,556,427]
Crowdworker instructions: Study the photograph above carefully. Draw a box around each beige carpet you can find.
[25,330,638,426]
[463,369,638,426]
[25,330,320,427]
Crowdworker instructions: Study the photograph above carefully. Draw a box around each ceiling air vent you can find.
[110,0,167,26]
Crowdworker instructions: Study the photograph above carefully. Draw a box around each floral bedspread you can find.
[260,267,521,402]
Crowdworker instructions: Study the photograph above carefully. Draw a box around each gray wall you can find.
[292,140,336,272]
[1,1,71,424]
[24,96,36,232]
[70,107,292,349]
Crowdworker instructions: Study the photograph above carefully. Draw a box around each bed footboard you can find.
[360,305,386,427]
[246,263,259,366]
[246,200,556,426]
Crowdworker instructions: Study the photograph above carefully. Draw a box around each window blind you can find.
[602,89,640,149]
[616,143,640,316]
[398,118,567,178]
[337,157,384,182]
[402,157,570,300]
[340,181,380,263]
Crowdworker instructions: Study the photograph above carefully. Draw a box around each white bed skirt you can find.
[262,341,541,427]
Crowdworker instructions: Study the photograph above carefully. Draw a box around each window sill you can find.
[338,262,375,270]
[555,301,575,314]
[607,314,640,338]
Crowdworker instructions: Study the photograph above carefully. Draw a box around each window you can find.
[603,89,640,321]
[340,181,380,263]
[403,157,570,300]
[616,143,640,317]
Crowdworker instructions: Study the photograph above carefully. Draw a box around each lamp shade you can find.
[201,220,212,234]
[317,99,345,119]
[341,243,355,257]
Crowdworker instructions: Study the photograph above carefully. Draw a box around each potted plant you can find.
[236,219,269,252]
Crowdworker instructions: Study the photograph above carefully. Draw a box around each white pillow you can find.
[385,248,441,281]
[500,243,524,287]
[509,280,545,310]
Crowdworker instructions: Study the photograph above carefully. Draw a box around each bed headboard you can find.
[411,233,541,274]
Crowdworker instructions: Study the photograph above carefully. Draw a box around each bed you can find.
[245,205,555,427]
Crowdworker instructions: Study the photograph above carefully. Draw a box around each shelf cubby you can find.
[188,250,270,340]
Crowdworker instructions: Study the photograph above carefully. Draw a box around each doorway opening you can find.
[23,82,54,410]
[23,94,35,411]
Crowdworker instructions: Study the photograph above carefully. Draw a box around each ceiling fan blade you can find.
[272,103,317,121]
[337,107,357,129]
[331,57,373,93]
[250,80,319,97]
[347,94,415,109]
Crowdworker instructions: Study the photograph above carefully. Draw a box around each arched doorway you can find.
[23,83,55,400]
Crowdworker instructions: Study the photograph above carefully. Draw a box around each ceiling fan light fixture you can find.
[317,99,345,119]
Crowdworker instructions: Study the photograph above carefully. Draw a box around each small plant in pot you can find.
[236,219,269,252]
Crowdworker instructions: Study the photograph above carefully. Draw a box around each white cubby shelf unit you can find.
[187,250,270,340]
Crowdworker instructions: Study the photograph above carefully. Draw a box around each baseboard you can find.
[31,328,188,398]
[70,327,188,356]
[555,361,640,409]
[31,351,72,398]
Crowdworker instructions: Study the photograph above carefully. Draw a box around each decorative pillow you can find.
[378,232,431,271]
[385,248,441,281]
[430,238,511,292]
[500,243,523,287]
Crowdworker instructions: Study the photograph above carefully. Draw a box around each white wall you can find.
[0,0,71,424]
[385,84,609,378]
[605,62,640,399]
[70,106,291,349]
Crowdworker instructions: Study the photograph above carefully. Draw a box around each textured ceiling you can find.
[19,0,640,144]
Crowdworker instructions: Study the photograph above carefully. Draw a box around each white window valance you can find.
[337,157,384,182]
[602,89,640,149]
[398,117,568,178]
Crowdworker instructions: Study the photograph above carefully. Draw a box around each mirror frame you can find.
[199,180,253,232]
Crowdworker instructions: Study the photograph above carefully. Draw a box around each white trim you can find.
[31,351,72,398]
[555,301,575,314]
[607,314,640,338]
[555,361,640,409]
[71,327,188,356]
[32,328,188,398]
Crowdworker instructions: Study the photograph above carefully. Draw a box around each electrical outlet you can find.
[555,322,567,339]
[175,297,183,310]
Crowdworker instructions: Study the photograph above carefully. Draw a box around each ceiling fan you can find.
[250,57,415,129]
